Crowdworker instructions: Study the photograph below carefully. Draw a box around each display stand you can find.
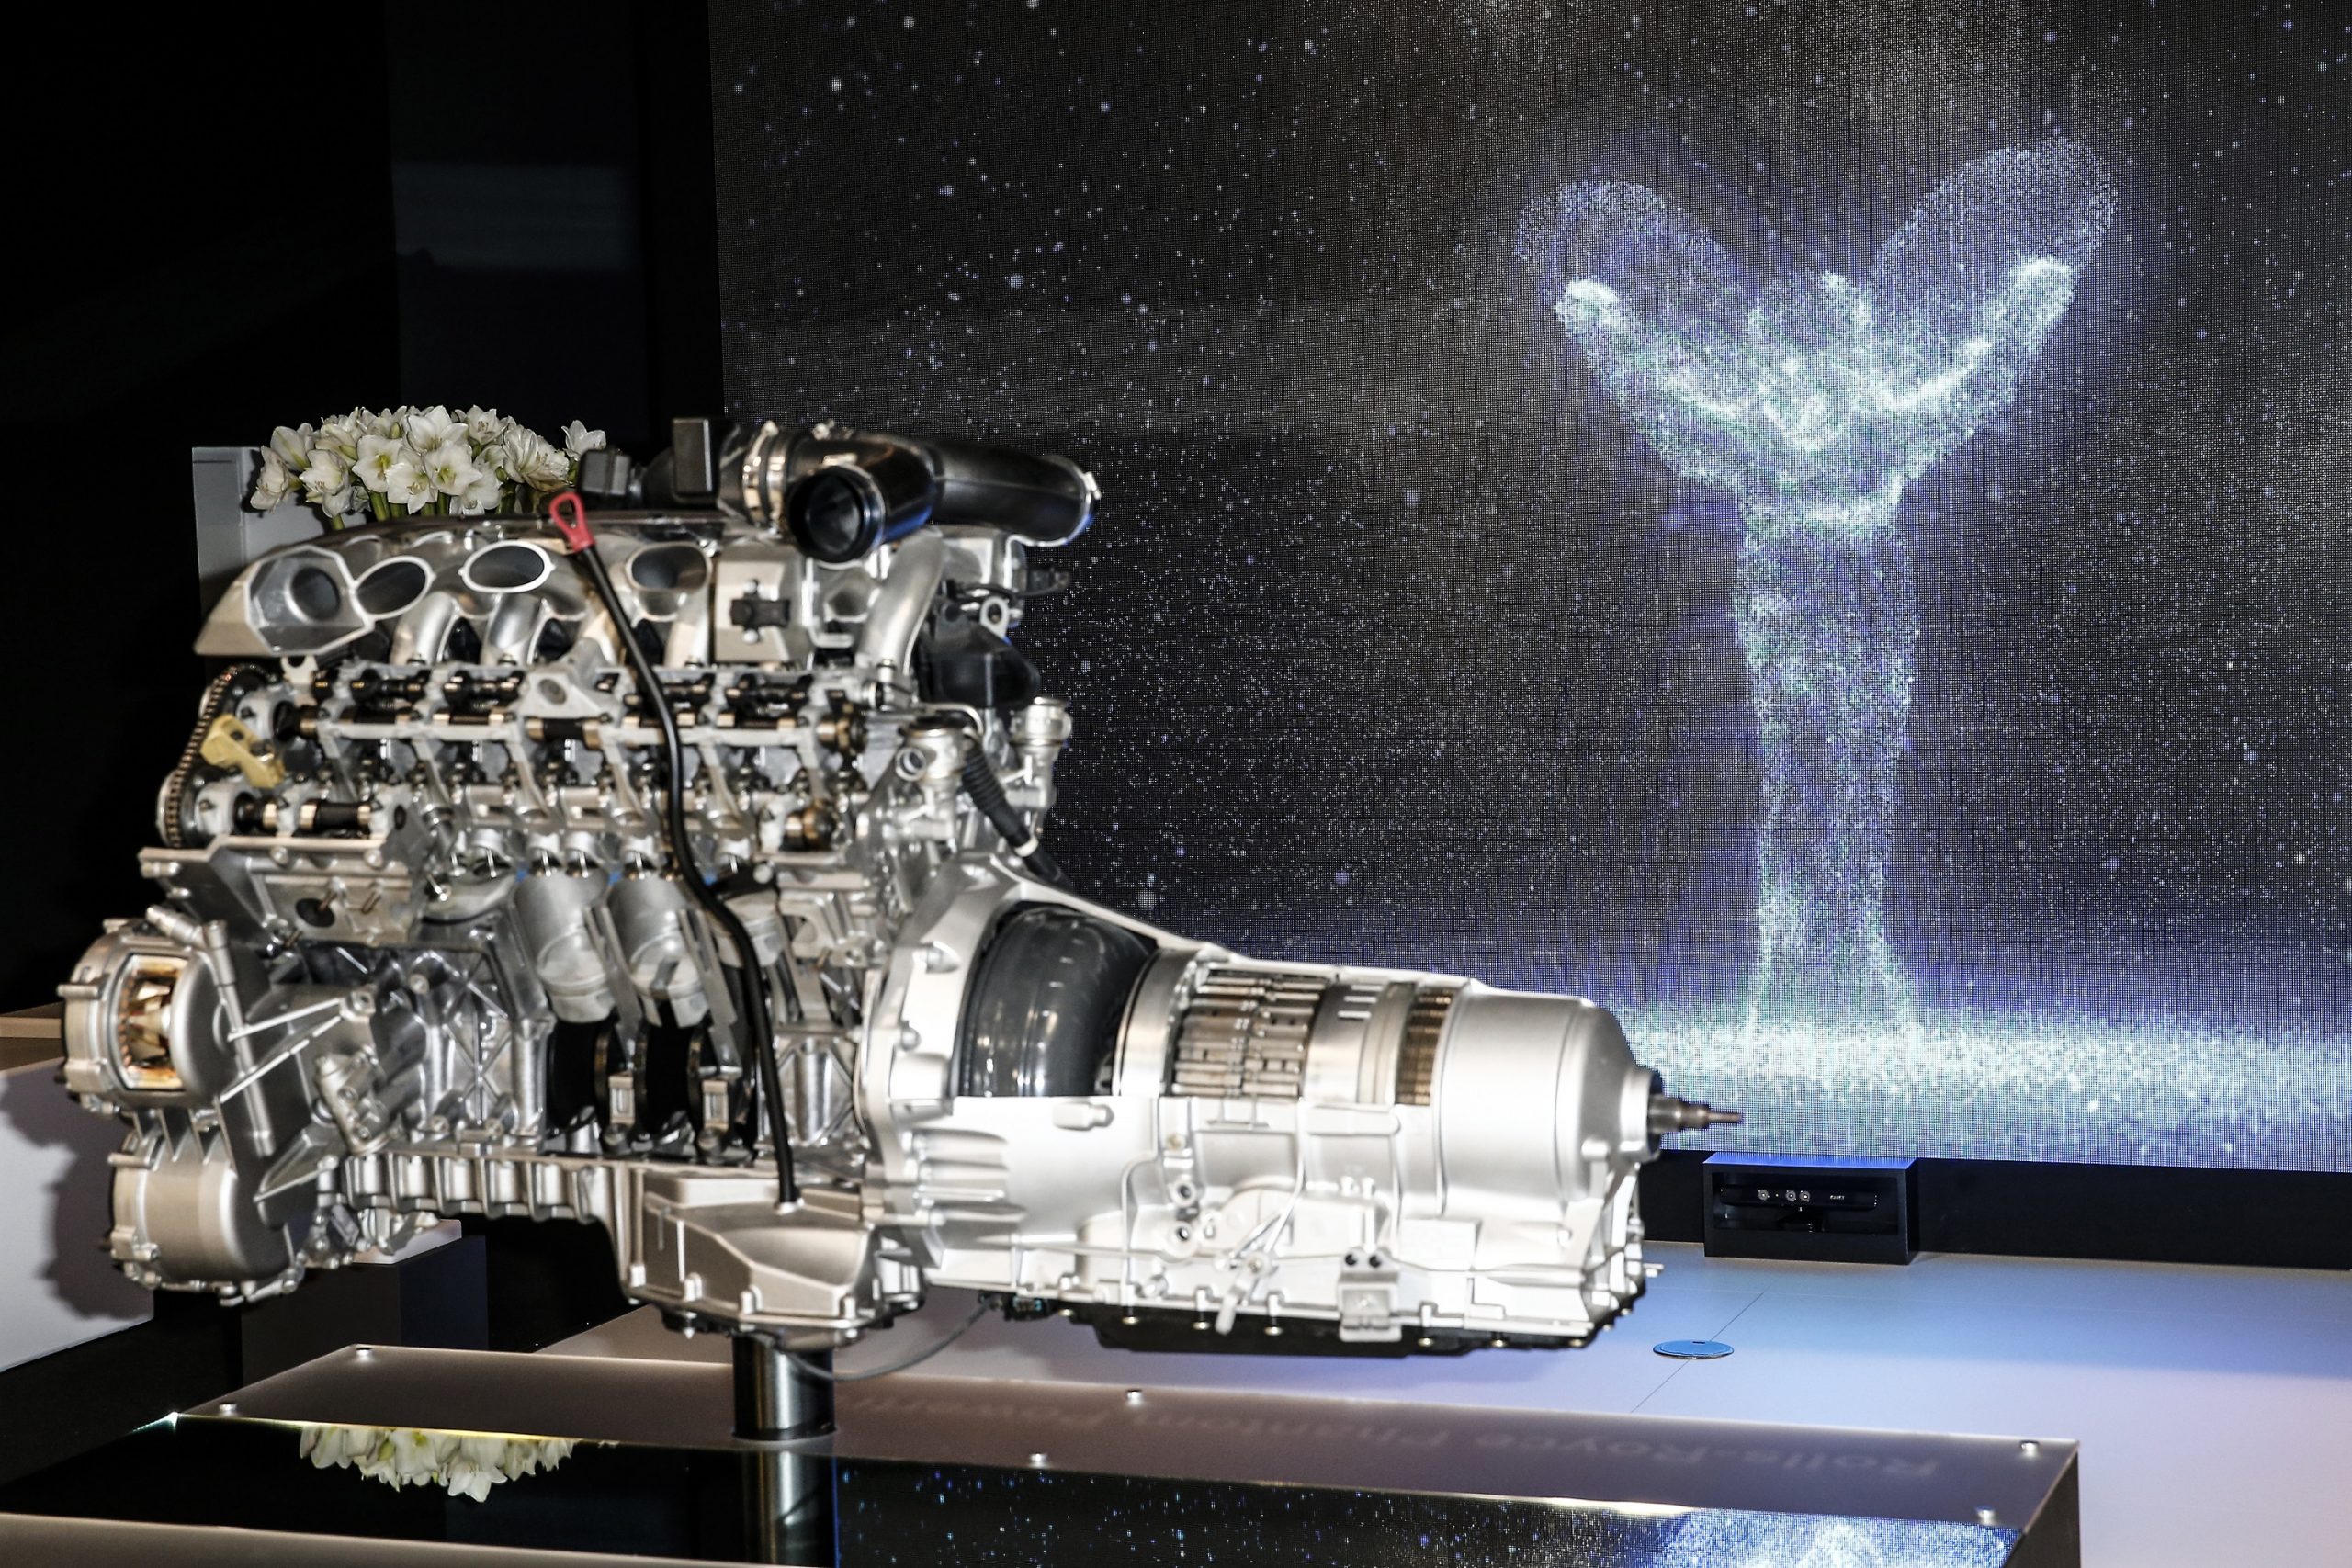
[0,1342,2079,1566]
[732,1339,833,1564]
[239,1230,487,1384]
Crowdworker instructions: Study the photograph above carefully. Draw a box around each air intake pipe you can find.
[719,421,1098,557]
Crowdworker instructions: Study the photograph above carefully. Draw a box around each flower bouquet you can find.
[249,406,605,526]
[297,1422,585,1503]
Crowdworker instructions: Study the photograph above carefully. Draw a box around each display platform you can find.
[0,1341,2076,1566]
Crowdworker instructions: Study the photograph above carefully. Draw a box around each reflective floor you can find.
[561,1243,2345,1568]
[5,1241,2326,1566]
[0,1408,2030,1567]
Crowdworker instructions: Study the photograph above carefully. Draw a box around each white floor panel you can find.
[1633,1289,2352,1565]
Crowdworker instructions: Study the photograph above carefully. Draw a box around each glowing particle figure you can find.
[1655,1511,2013,1568]
[1521,141,2114,1043]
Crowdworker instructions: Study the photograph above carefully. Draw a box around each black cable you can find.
[789,1298,990,1382]
[959,734,1066,887]
[571,542,800,1207]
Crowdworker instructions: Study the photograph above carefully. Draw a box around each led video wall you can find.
[712,1,2350,1170]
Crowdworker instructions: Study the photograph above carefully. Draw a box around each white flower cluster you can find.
[297,1422,583,1504]
[249,406,605,527]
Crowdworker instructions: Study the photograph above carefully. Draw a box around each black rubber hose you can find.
[572,544,799,1207]
[925,441,1097,545]
[960,737,1065,887]
[743,427,1096,547]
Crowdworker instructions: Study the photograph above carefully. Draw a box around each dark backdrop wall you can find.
[1,4,720,1015]
[709,0,2349,1171]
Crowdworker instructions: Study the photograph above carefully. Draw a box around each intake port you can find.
[460,541,554,594]
[246,549,367,653]
[354,556,432,618]
[624,542,710,618]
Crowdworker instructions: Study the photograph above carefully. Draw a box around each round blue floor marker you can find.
[1653,1338,1735,1359]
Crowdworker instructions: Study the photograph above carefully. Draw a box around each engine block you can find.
[62,422,1734,1356]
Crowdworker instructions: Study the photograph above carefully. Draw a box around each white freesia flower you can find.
[475,434,514,481]
[406,404,462,451]
[264,407,597,525]
[503,426,572,491]
[360,1428,430,1486]
[319,412,366,453]
[355,434,408,494]
[269,423,315,468]
[250,448,294,511]
[421,437,481,497]
[385,457,435,513]
[300,447,348,494]
[300,1425,582,1501]
[458,471,503,514]
[449,1434,509,1499]
[300,448,353,516]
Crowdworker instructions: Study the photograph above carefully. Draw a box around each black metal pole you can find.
[733,1337,835,1564]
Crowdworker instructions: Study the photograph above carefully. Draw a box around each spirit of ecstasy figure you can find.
[1521,140,2114,1044]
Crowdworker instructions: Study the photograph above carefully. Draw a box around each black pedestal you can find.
[239,1235,488,1384]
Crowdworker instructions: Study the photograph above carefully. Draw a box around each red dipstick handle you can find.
[547,490,594,554]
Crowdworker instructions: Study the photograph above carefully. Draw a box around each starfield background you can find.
[713,0,2349,1169]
